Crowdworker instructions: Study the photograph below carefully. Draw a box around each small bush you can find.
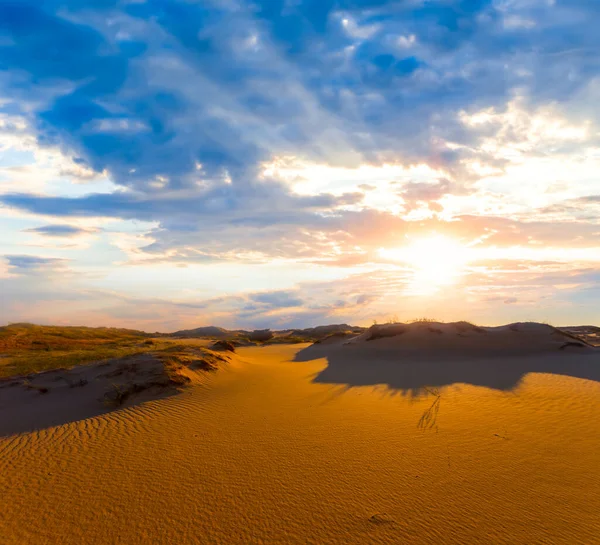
[211,340,236,352]
[248,329,274,342]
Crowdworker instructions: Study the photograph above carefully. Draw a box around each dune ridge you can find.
[344,320,593,355]
[297,321,600,394]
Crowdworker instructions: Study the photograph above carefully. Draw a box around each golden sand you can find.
[1,344,599,544]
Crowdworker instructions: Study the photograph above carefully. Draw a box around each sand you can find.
[1,337,600,544]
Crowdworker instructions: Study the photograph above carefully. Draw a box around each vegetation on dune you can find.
[1,319,595,379]
[365,319,488,341]
[313,331,359,344]
[0,322,327,378]
[0,324,208,378]
[261,335,307,345]
[101,345,230,407]
[211,340,236,352]
[154,345,227,375]
[0,323,149,349]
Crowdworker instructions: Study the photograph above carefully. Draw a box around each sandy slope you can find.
[1,344,600,544]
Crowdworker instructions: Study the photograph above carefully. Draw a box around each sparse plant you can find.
[418,387,441,430]
[410,317,439,324]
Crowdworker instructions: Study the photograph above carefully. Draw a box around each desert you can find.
[1,320,599,544]
[2,1,600,542]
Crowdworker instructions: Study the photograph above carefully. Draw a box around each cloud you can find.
[23,224,97,237]
[1,252,599,329]
[538,194,600,220]
[1,0,598,198]
[4,254,68,274]
[1,0,600,328]
[249,290,304,308]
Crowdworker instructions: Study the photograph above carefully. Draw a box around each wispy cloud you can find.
[4,254,68,274]
[23,224,97,237]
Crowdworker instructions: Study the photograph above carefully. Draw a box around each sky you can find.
[0,0,599,331]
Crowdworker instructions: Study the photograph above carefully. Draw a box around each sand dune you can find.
[299,321,600,393]
[1,326,599,544]
[346,321,593,355]
[0,347,232,436]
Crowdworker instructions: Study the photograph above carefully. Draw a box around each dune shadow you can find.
[0,380,180,438]
[0,353,189,437]
[294,343,600,394]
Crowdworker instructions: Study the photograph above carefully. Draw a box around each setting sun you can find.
[379,236,470,293]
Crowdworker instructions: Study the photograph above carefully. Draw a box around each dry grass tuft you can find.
[211,340,236,352]
[155,345,228,378]
[410,317,441,324]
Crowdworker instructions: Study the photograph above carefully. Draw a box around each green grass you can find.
[0,324,181,378]
[263,335,308,345]
[1,346,157,378]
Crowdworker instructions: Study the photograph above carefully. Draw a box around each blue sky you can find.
[1,0,599,330]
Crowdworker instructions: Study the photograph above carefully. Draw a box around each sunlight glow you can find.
[379,236,470,294]
[379,236,600,296]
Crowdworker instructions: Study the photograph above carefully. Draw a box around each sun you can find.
[379,235,470,294]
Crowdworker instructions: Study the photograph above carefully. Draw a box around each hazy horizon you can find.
[1,1,600,330]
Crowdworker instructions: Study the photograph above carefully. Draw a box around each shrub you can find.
[248,329,274,342]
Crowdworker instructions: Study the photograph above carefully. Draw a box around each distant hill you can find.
[168,323,366,342]
[169,326,239,339]
[283,324,365,340]
[0,323,149,351]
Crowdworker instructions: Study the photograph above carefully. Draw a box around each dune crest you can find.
[296,321,599,394]
[343,321,593,357]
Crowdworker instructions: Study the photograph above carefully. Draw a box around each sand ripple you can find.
[1,346,599,544]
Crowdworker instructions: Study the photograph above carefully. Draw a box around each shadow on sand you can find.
[293,343,600,394]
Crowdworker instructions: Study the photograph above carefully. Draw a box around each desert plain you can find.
[1,321,599,544]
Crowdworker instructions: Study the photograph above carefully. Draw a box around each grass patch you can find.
[0,323,149,351]
[263,336,308,345]
[0,345,160,378]
[410,317,441,324]
[154,345,228,376]
[0,324,187,378]
[211,340,236,352]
